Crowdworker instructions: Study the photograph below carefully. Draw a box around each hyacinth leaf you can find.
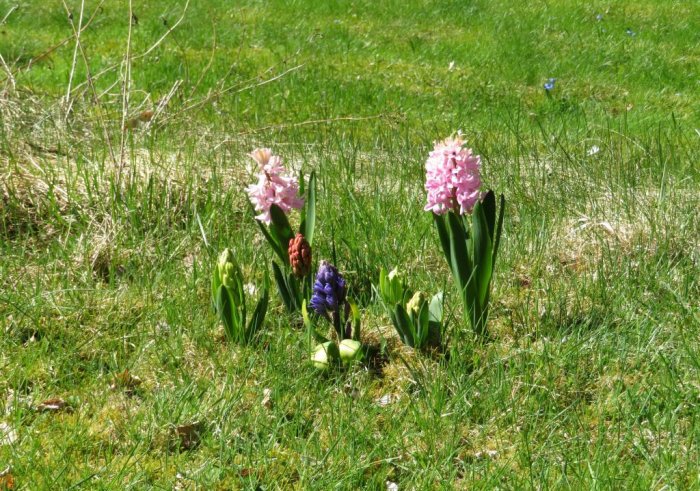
[378,268,389,303]
[394,304,413,347]
[429,292,443,324]
[302,300,311,333]
[417,300,430,347]
[300,171,316,245]
[255,216,286,265]
[472,200,493,306]
[246,276,269,343]
[433,214,453,269]
[269,205,294,265]
[217,285,241,342]
[481,190,497,240]
[388,309,406,343]
[229,263,246,309]
[211,267,222,312]
[303,301,328,346]
[349,299,361,341]
[378,269,388,302]
[272,261,294,312]
[249,201,286,263]
[394,304,414,347]
[426,292,444,347]
[446,212,474,298]
[492,193,506,270]
[285,271,301,312]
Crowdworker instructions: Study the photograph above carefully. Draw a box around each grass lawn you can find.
[1,0,699,488]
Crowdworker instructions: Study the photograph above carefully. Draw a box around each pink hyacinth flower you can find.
[424,135,482,215]
[246,148,304,224]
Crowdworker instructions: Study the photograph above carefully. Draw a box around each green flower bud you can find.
[221,265,236,289]
[218,249,242,290]
[311,341,339,370]
[380,267,405,305]
[218,248,235,277]
[338,339,362,365]
[406,291,429,316]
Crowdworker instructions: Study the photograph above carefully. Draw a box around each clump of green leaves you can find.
[212,249,269,344]
[432,190,504,337]
[377,268,444,350]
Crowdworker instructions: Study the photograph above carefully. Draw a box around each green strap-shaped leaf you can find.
[211,266,222,312]
[217,285,241,342]
[492,193,506,270]
[433,213,453,268]
[254,218,286,265]
[387,310,400,338]
[397,308,414,347]
[446,211,474,298]
[471,200,493,307]
[248,200,286,263]
[303,300,329,346]
[272,261,294,312]
[481,190,497,240]
[378,268,388,303]
[416,301,430,348]
[349,298,361,341]
[286,271,302,312]
[269,205,294,264]
[300,171,316,245]
[298,169,305,195]
[394,304,415,347]
[246,282,269,343]
[230,261,246,309]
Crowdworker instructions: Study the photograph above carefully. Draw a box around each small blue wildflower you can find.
[626,28,636,36]
[543,78,556,92]
[596,14,603,21]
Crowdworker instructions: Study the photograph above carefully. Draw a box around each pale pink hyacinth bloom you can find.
[246,148,304,224]
[424,135,482,215]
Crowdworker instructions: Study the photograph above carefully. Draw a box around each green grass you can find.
[1,0,699,488]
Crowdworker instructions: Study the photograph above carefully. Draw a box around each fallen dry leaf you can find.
[138,110,154,122]
[125,110,154,129]
[171,421,205,451]
[110,369,142,394]
[0,467,13,490]
[36,398,73,414]
[598,220,616,237]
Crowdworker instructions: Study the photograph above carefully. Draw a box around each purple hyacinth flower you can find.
[310,261,347,317]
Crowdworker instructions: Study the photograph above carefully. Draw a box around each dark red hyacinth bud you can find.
[288,233,312,278]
